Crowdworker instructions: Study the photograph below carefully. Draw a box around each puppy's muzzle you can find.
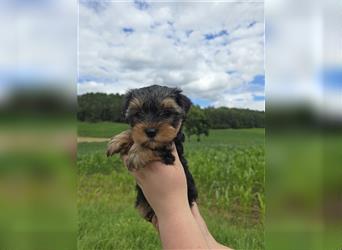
[144,128,158,138]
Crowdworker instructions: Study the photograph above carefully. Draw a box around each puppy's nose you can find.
[145,128,157,138]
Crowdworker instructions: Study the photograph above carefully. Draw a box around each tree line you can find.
[77,93,265,129]
[77,93,125,122]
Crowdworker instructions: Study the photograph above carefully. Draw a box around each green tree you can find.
[204,106,265,129]
[76,92,265,128]
[184,106,210,142]
[77,93,124,122]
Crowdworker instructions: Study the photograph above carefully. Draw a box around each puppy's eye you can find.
[135,111,143,118]
[160,110,173,117]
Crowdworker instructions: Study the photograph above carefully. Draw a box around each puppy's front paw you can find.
[126,152,143,171]
[106,130,132,156]
[106,138,122,156]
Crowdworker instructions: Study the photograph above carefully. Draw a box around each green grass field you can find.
[78,122,265,249]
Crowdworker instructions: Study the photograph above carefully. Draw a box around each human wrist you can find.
[157,205,209,249]
[155,198,192,221]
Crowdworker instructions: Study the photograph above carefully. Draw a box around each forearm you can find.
[191,203,232,250]
[158,206,208,249]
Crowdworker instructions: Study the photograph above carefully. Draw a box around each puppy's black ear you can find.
[176,91,192,114]
[122,90,133,119]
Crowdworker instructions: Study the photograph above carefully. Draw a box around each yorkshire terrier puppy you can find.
[106,85,198,222]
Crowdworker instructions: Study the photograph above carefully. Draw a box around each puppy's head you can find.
[123,85,191,149]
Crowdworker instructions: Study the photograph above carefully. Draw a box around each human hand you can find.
[123,145,209,249]
[123,144,189,218]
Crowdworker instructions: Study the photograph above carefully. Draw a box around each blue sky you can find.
[78,1,265,110]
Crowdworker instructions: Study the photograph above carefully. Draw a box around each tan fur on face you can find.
[154,122,181,143]
[161,98,182,113]
[131,121,182,149]
[131,123,149,145]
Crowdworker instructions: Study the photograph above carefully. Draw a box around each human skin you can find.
[190,202,232,249]
[123,145,232,249]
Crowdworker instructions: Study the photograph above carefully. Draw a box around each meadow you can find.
[77,122,265,250]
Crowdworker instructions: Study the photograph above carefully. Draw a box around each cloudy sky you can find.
[78,0,264,110]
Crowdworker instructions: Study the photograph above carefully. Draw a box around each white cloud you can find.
[213,91,265,111]
[78,1,264,110]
